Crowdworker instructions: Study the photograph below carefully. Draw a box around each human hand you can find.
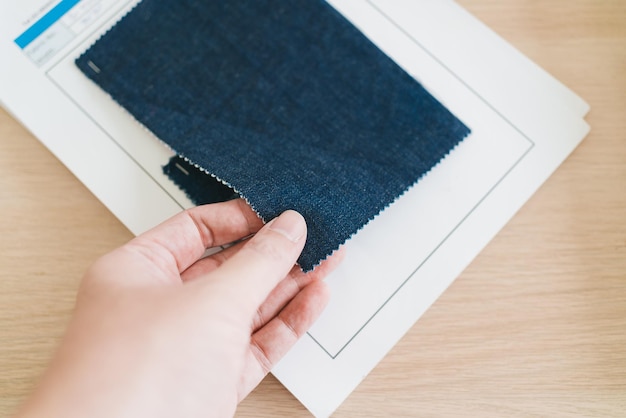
[18,199,342,418]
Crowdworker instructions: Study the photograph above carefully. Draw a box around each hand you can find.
[18,199,342,418]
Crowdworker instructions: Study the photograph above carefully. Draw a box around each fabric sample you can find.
[76,0,470,271]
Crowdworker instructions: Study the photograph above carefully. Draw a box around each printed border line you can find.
[47,75,185,212]
[40,0,535,359]
[308,142,533,359]
[306,1,536,359]
[44,0,185,212]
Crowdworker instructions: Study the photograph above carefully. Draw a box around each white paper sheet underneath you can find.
[0,1,589,416]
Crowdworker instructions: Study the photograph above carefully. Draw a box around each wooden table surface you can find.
[1,1,624,416]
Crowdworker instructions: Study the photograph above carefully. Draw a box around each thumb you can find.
[200,210,307,314]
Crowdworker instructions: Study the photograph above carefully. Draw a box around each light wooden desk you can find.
[1,1,624,416]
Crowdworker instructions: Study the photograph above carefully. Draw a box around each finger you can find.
[238,280,330,400]
[199,210,307,315]
[126,199,263,274]
[251,246,345,331]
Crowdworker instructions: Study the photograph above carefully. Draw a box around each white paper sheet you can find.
[0,1,589,416]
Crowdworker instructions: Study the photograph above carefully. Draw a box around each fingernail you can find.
[268,210,306,243]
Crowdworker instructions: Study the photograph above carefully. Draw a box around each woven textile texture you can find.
[76,0,470,271]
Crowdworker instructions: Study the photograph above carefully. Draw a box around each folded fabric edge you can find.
[163,155,321,272]
[164,128,470,272]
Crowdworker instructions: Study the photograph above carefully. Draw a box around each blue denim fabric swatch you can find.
[76,0,470,271]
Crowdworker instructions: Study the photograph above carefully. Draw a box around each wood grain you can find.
[1,1,624,416]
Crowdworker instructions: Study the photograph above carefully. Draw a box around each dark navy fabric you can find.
[76,0,470,271]
[163,155,240,205]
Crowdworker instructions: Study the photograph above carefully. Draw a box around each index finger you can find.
[132,199,263,273]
